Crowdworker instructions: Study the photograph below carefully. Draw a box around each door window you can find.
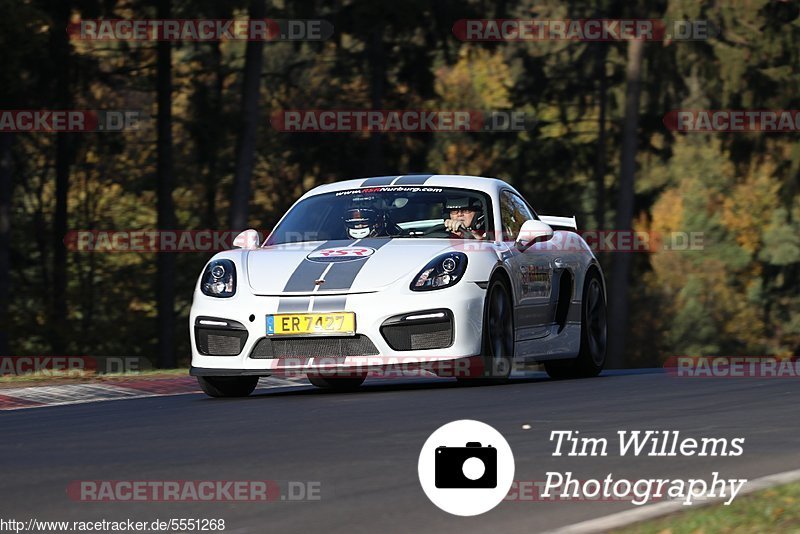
[500,191,534,241]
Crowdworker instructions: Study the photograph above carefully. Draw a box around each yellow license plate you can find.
[266,312,356,336]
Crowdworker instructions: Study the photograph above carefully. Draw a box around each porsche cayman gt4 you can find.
[190,174,607,397]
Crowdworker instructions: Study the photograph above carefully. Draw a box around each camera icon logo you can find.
[418,420,515,516]
[435,442,497,488]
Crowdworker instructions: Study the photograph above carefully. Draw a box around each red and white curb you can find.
[0,376,305,411]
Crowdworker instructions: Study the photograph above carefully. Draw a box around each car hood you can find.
[246,239,460,295]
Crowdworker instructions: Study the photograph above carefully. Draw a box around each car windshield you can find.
[266,186,491,245]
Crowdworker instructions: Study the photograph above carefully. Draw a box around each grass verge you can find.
[615,481,800,534]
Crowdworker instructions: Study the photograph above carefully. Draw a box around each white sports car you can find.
[190,174,607,397]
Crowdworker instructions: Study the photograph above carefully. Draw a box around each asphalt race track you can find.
[3,370,799,533]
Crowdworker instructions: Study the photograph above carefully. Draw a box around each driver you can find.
[443,197,486,240]
[343,206,385,239]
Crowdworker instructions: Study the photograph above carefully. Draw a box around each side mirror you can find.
[516,220,553,252]
[232,229,262,250]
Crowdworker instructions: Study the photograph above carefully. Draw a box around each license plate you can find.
[266,312,356,337]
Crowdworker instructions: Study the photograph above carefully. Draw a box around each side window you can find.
[500,191,534,241]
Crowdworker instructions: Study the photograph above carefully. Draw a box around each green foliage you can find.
[760,208,800,266]
[647,137,800,358]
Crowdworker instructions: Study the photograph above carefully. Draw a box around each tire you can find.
[197,376,259,398]
[544,269,607,379]
[307,373,366,391]
[458,276,514,384]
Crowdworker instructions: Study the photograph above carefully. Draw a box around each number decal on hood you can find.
[307,246,376,262]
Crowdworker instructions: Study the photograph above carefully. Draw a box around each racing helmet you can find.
[344,207,382,239]
[444,196,481,211]
[444,196,485,230]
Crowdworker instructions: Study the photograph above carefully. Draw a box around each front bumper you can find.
[189,281,486,375]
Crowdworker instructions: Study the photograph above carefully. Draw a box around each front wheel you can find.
[458,276,514,384]
[544,269,607,379]
[197,376,259,398]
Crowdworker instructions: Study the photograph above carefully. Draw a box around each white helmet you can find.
[344,208,381,239]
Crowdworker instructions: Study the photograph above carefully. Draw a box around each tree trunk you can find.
[594,43,608,231]
[205,40,223,229]
[607,39,644,369]
[229,0,266,231]
[367,24,385,175]
[156,0,177,368]
[51,2,72,354]
[0,133,12,356]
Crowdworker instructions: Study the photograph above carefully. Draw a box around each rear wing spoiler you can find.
[538,215,577,231]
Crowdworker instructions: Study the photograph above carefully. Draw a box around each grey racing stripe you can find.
[361,176,398,187]
[277,239,390,315]
[311,295,348,312]
[392,174,433,185]
[319,238,392,291]
[277,297,312,313]
[281,240,342,292]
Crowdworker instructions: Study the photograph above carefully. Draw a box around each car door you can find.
[499,190,556,341]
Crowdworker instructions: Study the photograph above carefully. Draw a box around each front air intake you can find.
[249,335,380,359]
[195,317,248,356]
[380,309,454,351]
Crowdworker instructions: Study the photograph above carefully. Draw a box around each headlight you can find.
[410,252,468,291]
[201,259,236,298]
